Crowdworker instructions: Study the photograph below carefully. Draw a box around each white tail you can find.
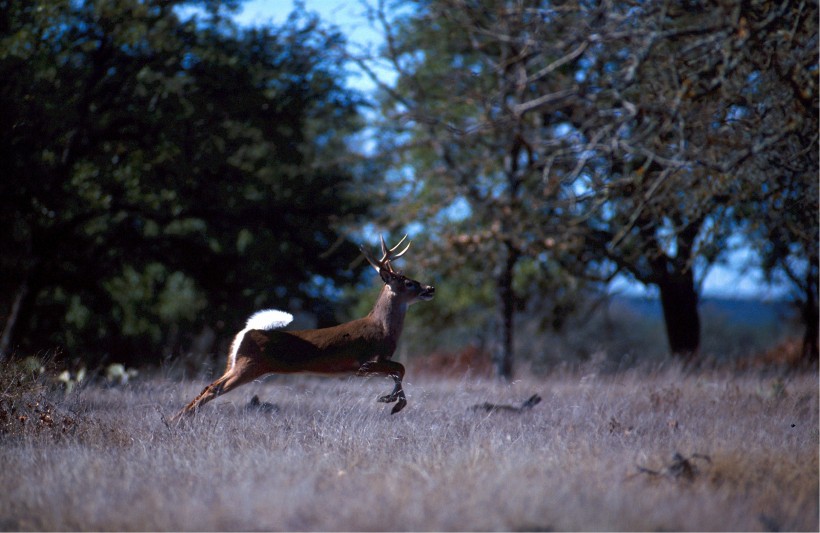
[173,236,434,421]
[245,309,294,330]
[227,310,294,371]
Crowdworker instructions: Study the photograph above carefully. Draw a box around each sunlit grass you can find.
[0,364,817,531]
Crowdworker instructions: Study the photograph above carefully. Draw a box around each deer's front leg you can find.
[379,373,407,414]
[358,360,407,414]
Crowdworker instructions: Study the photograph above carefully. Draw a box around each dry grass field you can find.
[0,362,817,531]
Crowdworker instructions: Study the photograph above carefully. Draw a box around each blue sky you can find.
[234,0,371,34]
[233,0,389,92]
[226,1,787,300]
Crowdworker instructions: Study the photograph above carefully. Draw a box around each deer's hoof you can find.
[390,398,407,414]
[378,393,397,403]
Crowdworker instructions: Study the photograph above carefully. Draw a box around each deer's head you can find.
[361,235,435,305]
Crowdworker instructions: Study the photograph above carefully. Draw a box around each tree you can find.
[753,175,819,364]
[361,0,594,378]
[742,161,818,364]
[0,0,371,365]
[567,0,818,360]
[722,0,819,364]
[365,0,817,375]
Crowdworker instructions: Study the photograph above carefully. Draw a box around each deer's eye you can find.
[404,280,415,289]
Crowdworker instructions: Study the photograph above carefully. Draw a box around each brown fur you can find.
[172,265,433,422]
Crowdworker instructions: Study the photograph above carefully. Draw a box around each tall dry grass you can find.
[0,365,817,531]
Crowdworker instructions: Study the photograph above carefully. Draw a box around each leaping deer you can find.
[172,236,434,422]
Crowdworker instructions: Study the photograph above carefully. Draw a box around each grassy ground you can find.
[0,365,817,531]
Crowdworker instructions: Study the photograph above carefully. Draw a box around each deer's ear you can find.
[379,268,395,284]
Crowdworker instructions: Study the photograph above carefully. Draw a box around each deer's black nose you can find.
[421,285,435,300]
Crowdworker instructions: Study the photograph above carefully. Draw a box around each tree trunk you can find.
[493,247,517,380]
[801,305,818,364]
[0,280,29,362]
[657,270,700,358]
[800,266,819,364]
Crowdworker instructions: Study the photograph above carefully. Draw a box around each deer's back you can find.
[245,318,397,374]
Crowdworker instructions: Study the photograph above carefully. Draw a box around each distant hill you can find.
[606,295,800,359]
[611,295,797,326]
[700,297,798,326]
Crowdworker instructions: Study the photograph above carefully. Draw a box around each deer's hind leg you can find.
[172,358,269,422]
[358,360,407,414]
[172,329,274,423]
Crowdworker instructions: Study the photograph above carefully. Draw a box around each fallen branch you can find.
[470,394,542,413]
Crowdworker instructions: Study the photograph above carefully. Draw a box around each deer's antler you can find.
[361,235,411,273]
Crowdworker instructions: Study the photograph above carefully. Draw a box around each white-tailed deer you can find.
[172,236,434,421]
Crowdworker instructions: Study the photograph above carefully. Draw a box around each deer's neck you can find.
[367,285,408,340]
